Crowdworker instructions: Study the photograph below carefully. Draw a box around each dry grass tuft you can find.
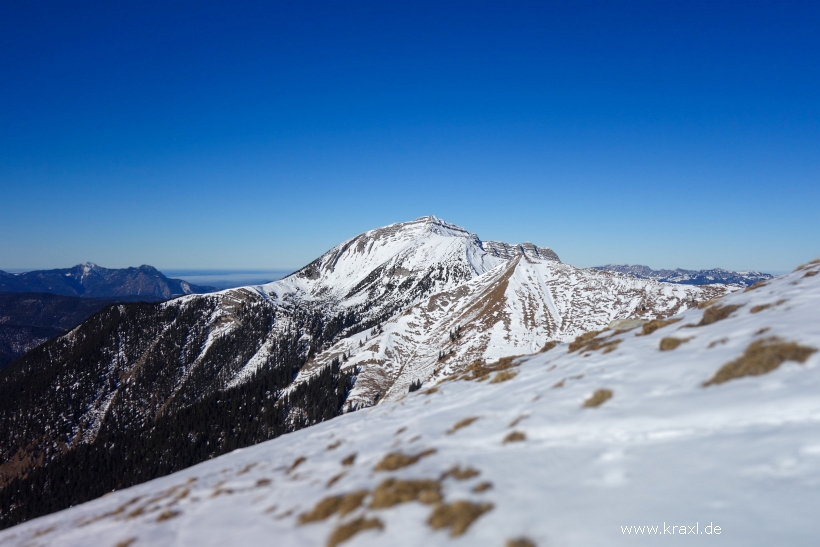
[442,465,480,481]
[704,338,817,386]
[424,387,439,395]
[805,270,819,277]
[509,414,528,427]
[327,473,345,488]
[490,370,518,383]
[583,389,613,408]
[255,478,272,487]
[552,378,565,388]
[637,318,681,336]
[326,440,342,450]
[708,338,728,348]
[540,341,559,353]
[374,449,436,471]
[238,463,256,475]
[503,431,526,444]
[699,304,743,326]
[369,478,442,508]
[427,500,493,537]
[506,538,537,547]
[156,509,180,522]
[287,456,306,473]
[568,330,622,353]
[395,427,407,435]
[568,330,600,352]
[755,327,771,336]
[115,540,137,547]
[447,356,519,382]
[750,304,772,314]
[744,281,768,292]
[299,490,370,524]
[327,517,384,547]
[341,454,356,466]
[447,417,479,434]
[472,482,493,492]
[659,337,690,351]
[793,258,820,272]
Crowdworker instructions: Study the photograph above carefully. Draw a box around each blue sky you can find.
[1,1,818,273]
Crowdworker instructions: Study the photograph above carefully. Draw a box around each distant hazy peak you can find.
[595,264,773,287]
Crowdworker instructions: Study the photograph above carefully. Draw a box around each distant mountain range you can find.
[0,264,216,369]
[594,264,773,287]
[0,263,215,298]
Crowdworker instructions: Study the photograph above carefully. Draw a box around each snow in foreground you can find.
[3,261,819,547]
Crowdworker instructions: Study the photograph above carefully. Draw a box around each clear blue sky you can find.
[1,1,818,273]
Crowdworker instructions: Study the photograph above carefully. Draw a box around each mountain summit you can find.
[0,216,731,529]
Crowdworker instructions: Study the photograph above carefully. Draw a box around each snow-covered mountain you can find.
[4,259,817,546]
[595,264,773,287]
[0,216,731,529]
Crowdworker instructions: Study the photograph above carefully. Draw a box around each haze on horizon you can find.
[1,1,818,274]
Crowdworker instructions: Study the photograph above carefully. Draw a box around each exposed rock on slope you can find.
[3,260,817,546]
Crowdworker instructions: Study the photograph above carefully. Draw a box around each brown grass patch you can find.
[659,337,690,351]
[428,500,493,537]
[805,270,819,277]
[506,539,537,547]
[503,431,526,444]
[744,281,768,292]
[299,490,370,524]
[255,478,272,487]
[326,440,342,450]
[552,378,565,388]
[490,370,518,383]
[115,540,137,547]
[540,341,559,353]
[447,417,479,434]
[568,331,623,353]
[509,414,528,427]
[704,338,817,386]
[287,456,306,473]
[708,338,728,348]
[583,389,613,408]
[341,454,356,466]
[237,463,256,475]
[327,517,384,547]
[442,465,480,481]
[369,478,442,508]
[395,427,407,435]
[699,304,743,326]
[424,386,439,395]
[327,473,345,488]
[374,449,436,471]
[156,509,180,522]
[750,304,771,313]
[472,482,493,492]
[637,318,681,336]
[698,298,719,308]
[447,356,519,382]
[755,327,771,336]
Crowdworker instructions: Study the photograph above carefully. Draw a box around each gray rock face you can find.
[481,240,560,262]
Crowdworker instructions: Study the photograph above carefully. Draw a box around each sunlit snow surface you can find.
[4,262,819,546]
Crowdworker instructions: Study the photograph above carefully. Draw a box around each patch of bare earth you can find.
[704,338,817,386]
[659,337,690,351]
[327,517,384,547]
[637,318,681,336]
[583,389,613,408]
[442,466,480,480]
[428,500,494,537]
[369,478,442,508]
[699,304,743,326]
[447,417,479,434]
[374,449,436,471]
[540,341,559,353]
[299,490,369,523]
[503,431,526,444]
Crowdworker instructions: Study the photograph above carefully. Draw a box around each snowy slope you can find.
[5,262,818,547]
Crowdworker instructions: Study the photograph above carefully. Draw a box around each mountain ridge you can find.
[594,264,773,287]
